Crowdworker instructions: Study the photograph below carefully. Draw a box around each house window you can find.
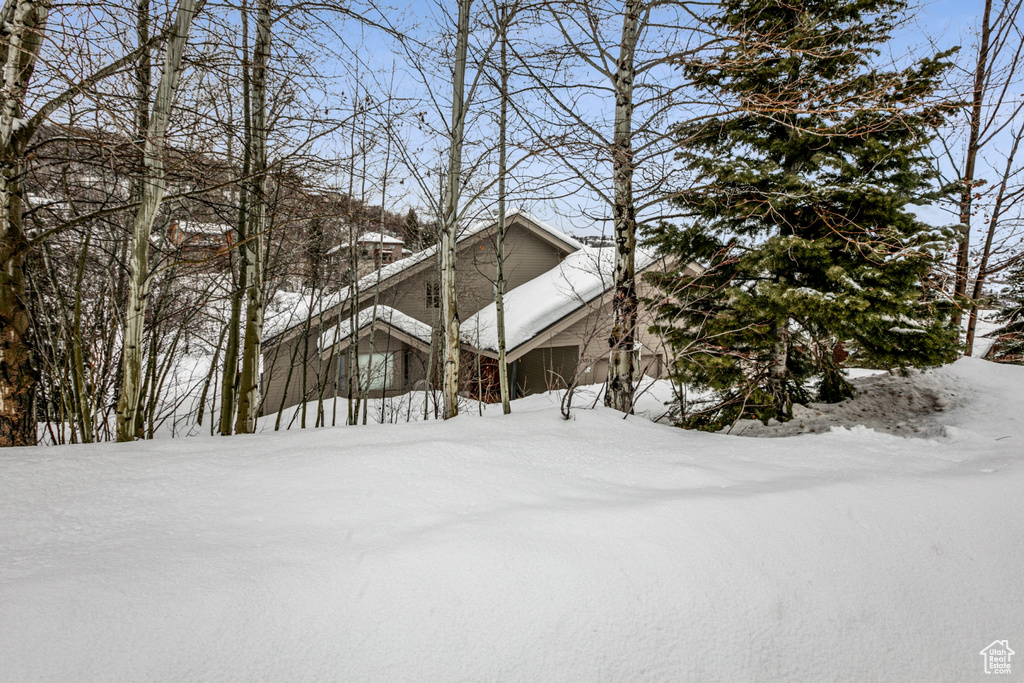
[426,283,441,308]
[357,352,395,391]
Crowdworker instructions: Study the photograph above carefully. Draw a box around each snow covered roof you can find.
[175,220,231,236]
[462,246,660,354]
[335,232,406,250]
[318,306,433,352]
[357,232,404,245]
[266,210,583,342]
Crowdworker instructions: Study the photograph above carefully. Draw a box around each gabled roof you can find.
[462,246,662,357]
[335,232,405,250]
[357,232,404,245]
[264,210,583,344]
[175,220,231,236]
[318,306,433,352]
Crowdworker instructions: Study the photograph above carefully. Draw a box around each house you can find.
[168,220,234,265]
[260,211,693,415]
[325,232,407,282]
[461,245,670,398]
[355,232,405,265]
[329,231,405,265]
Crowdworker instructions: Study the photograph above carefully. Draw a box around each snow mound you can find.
[1,358,1022,681]
[729,357,1022,440]
[731,367,962,438]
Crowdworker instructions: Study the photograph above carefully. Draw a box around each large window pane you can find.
[357,352,394,391]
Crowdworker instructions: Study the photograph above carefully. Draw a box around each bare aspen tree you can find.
[440,0,473,420]
[938,0,1024,349]
[70,229,93,442]
[494,0,512,415]
[346,87,364,426]
[363,85,396,426]
[116,0,204,442]
[220,2,252,436]
[0,0,51,446]
[966,123,1024,353]
[386,10,512,419]
[508,0,703,414]
[605,0,641,413]
[128,0,152,437]
[952,0,997,329]
[234,0,271,434]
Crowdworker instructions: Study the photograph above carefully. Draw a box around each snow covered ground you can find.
[2,358,1022,681]
[969,309,1003,359]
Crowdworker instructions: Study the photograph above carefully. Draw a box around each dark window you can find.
[426,283,441,308]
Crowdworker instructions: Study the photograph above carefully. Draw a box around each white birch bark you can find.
[116,0,202,442]
[604,0,640,414]
[495,1,511,415]
[234,0,271,434]
[440,0,473,420]
[0,0,50,446]
[220,3,251,435]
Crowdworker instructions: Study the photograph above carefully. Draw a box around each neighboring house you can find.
[326,232,407,280]
[260,211,693,415]
[168,220,234,266]
[354,231,405,265]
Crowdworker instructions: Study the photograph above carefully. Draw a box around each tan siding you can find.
[261,328,430,417]
[260,334,320,418]
[385,222,568,325]
[262,217,575,414]
[510,264,673,386]
[514,345,579,395]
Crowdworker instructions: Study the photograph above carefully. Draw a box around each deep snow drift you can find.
[1,358,1022,681]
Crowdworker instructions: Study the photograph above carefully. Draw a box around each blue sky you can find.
[331,0,995,238]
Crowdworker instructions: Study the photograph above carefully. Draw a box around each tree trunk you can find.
[440,0,472,420]
[605,0,640,414]
[495,2,511,415]
[0,0,52,447]
[965,126,1022,354]
[0,158,36,447]
[345,92,360,426]
[220,2,251,435]
[234,0,271,435]
[70,228,93,442]
[767,319,792,420]
[953,0,993,330]
[116,0,201,442]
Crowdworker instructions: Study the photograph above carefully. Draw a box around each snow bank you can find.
[1,359,1022,681]
[729,358,1021,439]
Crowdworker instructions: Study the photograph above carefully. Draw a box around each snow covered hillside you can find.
[1,358,1022,681]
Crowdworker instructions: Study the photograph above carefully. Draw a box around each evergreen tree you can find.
[304,217,328,289]
[647,0,958,429]
[989,258,1024,363]
[403,207,421,250]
